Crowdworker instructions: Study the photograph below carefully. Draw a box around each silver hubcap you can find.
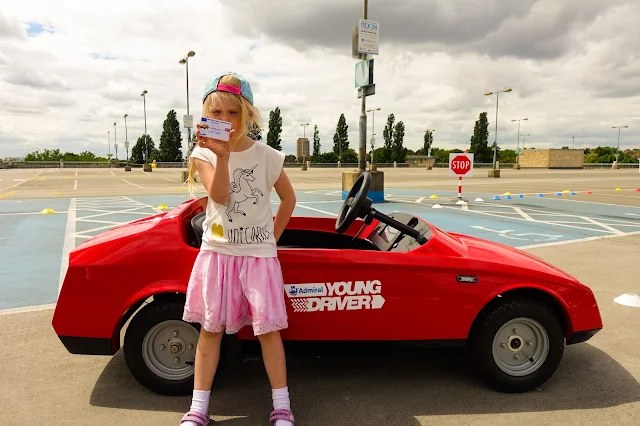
[492,317,549,376]
[142,320,199,381]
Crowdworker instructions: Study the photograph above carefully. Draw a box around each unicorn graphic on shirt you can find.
[225,164,263,222]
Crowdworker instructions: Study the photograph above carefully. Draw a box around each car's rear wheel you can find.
[469,298,565,393]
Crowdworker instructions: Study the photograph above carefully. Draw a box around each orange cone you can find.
[586,191,593,195]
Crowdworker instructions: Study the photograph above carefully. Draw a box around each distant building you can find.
[296,138,309,161]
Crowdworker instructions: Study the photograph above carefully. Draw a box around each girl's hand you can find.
[196,123,234,160]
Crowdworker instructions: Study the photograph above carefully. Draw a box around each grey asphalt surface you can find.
[1,167,639,425]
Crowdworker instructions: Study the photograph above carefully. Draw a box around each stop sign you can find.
[448,153,474,177]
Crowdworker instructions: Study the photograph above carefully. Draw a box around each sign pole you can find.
[358,0,368,172]
[449,153,474,203]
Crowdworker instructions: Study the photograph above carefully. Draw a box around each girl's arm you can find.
[273,168,296,242]
[192,124,233,205]
[193,156,230,205]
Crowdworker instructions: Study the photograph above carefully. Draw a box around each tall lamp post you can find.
[179,50,196,159]
[300,122,309,139]
[367,107,380,168]
[511,117,527,168]
[522,134,530,148]
[612,125,628,164]
[485,88,512,176]
[113,122,118,162]
[124,114,130,171]
[300,123,309,164]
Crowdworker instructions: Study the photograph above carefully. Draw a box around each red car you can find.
[52,173,603,395]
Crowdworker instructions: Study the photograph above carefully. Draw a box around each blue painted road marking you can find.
[1,189,639,311]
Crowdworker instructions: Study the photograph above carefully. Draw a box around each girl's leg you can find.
[194,328,225,389]
[258,330,294,426]
[257,330,287,388]
[182,328,224,426]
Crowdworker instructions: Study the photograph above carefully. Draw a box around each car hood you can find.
[449,232,580,283]
[72,212,168,252]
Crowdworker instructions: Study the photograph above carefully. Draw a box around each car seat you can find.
[190,212,206,248]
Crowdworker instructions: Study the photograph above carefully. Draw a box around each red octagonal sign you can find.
[448,153,474,177]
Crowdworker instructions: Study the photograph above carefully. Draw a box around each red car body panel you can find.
[52,197,603,354]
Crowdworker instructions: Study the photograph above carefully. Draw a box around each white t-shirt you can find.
[190,141,285,258]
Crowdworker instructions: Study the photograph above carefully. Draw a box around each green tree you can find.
[266,107,283,151]
[423,130,434,156]
[312,124,321,161]
[469,112,492,163]
[383,113,395,153]
[332,113,349,158]
[340,148,358,163]
[131,134,155,164]
[498,149,516,163]
[158,109,183,162]
[319,151,339,163]
[392,120,406,162]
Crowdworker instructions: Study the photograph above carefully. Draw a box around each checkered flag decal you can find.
[291,299,308,313]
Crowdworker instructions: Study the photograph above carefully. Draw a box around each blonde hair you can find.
[186,74,263,197]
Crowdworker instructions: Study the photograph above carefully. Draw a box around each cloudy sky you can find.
[1,0,639,159]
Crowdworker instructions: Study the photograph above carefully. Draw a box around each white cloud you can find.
[0,0,639,161]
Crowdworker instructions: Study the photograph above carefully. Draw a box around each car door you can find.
[275,245,441,341]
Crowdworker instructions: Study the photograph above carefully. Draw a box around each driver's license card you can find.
[200,117,231,141]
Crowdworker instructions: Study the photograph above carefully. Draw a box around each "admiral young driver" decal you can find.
[284,280,385,312]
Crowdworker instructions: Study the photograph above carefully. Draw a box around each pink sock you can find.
[272,387,293,426]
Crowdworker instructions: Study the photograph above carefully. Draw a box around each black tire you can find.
[469,299,565,393]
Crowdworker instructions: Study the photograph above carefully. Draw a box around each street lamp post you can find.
[572,136,575,149]
[612,125,628,168]
[485,88,512,175]
[113,122,118,162]
[367,107,380,168]
[299,123,310,164]
[300,122,309,139]
[179,51,196,158]
[124,114,130,170]
[522,134,530,148]
[511,118,527,168]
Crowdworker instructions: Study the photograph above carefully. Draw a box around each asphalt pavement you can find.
[0,166,639,425]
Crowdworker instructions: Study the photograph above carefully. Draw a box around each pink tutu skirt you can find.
[182,250,288,336]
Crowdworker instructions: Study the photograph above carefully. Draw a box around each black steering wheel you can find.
[336,172,372,233]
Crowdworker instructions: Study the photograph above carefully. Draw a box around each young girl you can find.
[180,72,296,426]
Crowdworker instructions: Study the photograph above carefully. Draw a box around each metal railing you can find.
[2,161,637,170]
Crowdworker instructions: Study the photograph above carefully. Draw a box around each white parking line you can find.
[73,180,78,190]
[122,179,144,189]
[581,216,625,235]
[295,204,338,217]
[110,171,115,176]
[0,303,57,316]
[519,230,640,249]
[0,171,42,193]
[58,198,76,295]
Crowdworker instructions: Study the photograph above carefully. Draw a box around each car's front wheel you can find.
[123,301,202,395]
[469,298,565,393]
